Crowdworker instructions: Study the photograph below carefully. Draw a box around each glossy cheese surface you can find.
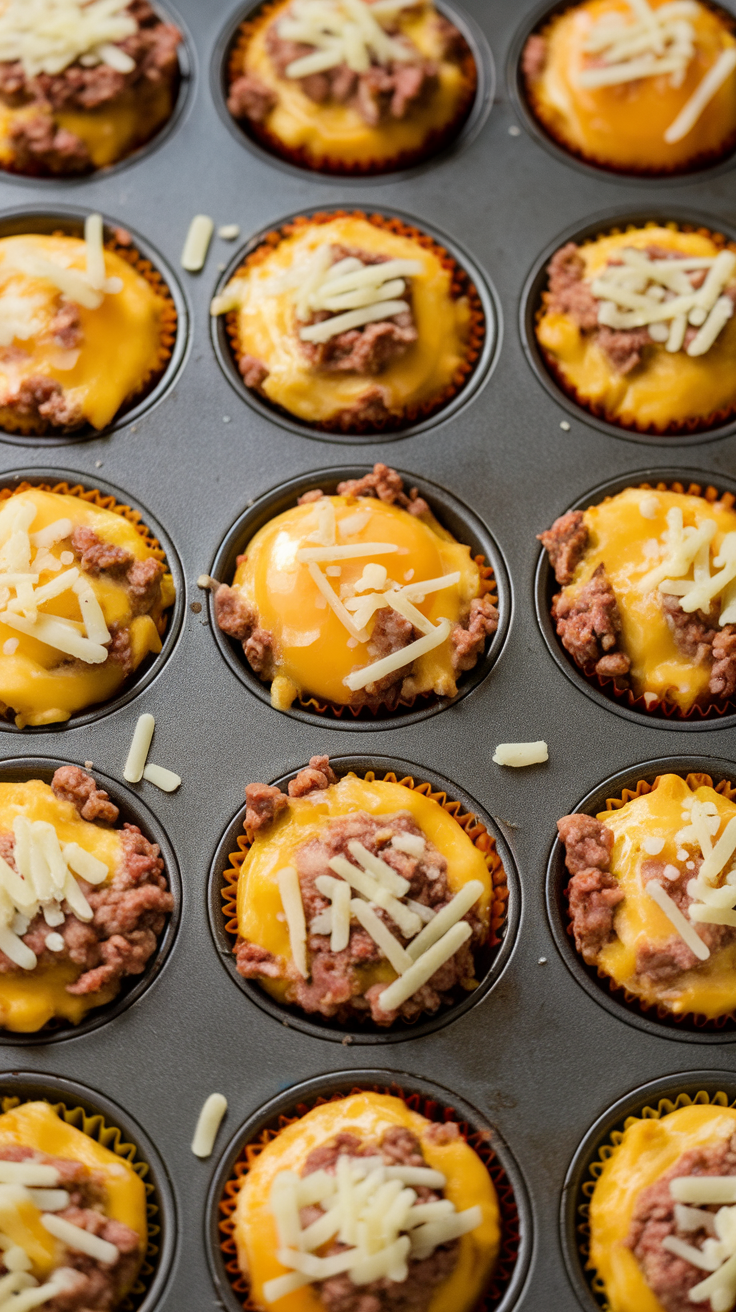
[238,773,492,1005]
[558,486,736,710]
[235,1092,500,1312]
[234,216,471,424]
[589,1103,736,1312]
[0,488,174,728]
[233,494,481,708]
[242,0,469,166]
[528,0,736,170]
[0,234,167,430]
[595,773,736,1017]
[0,1100,146,1287]
[0,778,122,1031]
[536,227,736,430]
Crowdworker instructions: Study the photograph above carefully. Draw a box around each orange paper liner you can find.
[0,230,177,437]
[564,771,736,1031]
[575,1088,735,1311]
[0,1091,160,1312]
[222,767,509,1026]
[535,223,736,437]
[552,478,736,721]
[227,0,477,177]
[225,209,486,434]
[218,1083,520,1312]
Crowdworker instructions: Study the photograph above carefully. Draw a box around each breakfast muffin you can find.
[538,484,736,717]
[522,0,736,174]
[0,0,182,177]
[230,1090,500,1312]
[0,766,173,1032]
[214,464,497,716]
[588,1099,736,1312]
[210,212,484,433]
[0,218,176,435]
[0,1099,147,1309]
[230,755,498,1026]
[0,485,176,728]
[535,223,736,435]
[225,0,477,175]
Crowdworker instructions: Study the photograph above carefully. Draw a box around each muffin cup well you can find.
[208,1069,531,1312]
[0,757,180,1044]
[547,755,736,1043]
[0,1071,175,1312]
[562,1072,736,1312]
[211,205,497,442]
[208,465,509,728]
[535,467,736,730]
[520,208,736,444]
[208,754,519,1044]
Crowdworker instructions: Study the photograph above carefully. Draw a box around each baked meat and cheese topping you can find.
[558,773,736,1020]
[234,1091,500,1312]
[0,217,173,434]
[0,487,175,728]
[535,225,736,434]
[0,767,173,1032]
[235,758,493,1026]
[589,1102,736,1312]
[214,464,497,714]
[226,0,476,175]
[539,486,736,715]
[522,0,736,174]
[210,214,482,432]
[0,0,182,176]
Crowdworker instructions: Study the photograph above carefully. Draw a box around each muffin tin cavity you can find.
[208,465,509,727]
[208,754,520,1044]
[0,207,188,446]
[206,1068,531,1312]
[0,757,180,1044]
[535,467,736,729]
[0,1070,175,1312]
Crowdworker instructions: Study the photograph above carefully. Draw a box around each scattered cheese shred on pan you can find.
[123,713,155,783]
[492,741,549,767]
[143,763,181,793]
[191,1093,228,1158]
[181,215,214,272]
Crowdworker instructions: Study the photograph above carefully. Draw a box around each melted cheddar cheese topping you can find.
[589,1103,736,1312]
[0,234,168,431]
[537,227,736,430]
[594,773,736,1018]
[0,489,174,728]
[238,773,491,1004]
[527,0,736,170]
[557,487,736,711]
[235,1091,500,1312]
[0,1100,146,1287]
[231,216,471,425]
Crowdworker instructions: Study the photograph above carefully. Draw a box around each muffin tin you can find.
[3,0,736,1308]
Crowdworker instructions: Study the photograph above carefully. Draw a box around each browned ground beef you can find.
[635,857,734,980]
[627,1135,736,1312]
[127,556,164,614]
[239,353,270,389]
[451,595,498,671]
[49,303,82,349]
[334,462,429,517]
[660,595,736,699]
[711,627,736,698]
[543,242,652,373]
[106,627,133,676]
[52,765,119,824]
[288,755,338,798]
[8,376,82,428]
[552,564,631,677]
[8,115,91,174]
[557,813,622,962]
[596,325,653,375]
[245,781,289,832]
[214,584,255,640]
[522,33,547,78]
[297,247,418,378]
[227,72,277,122]
[538,509,589,585]
[70,526,131,575]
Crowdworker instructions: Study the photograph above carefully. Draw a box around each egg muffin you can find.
[522,0,736,174]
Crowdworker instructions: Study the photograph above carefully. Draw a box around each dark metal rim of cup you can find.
[519,205,736,446]
[208,465,511,729]
[534,464,736,730]
[506,0,736,187]
[0,758,181,1045]
[0,206,189,448]
[547,755,736,1044]
[209,203,501,444]
[0,468,186,734]
[206,754,521,1045]
[561,1069,736,1312]
[0,0,194,192]
[209,0,495,185]
[0,1070,177,1312]
[205,1067,533,1312]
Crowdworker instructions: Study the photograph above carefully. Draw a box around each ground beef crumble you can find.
[660,594,736,700]
[551,563,631,678]
[538,510,589,585]
[557,813,622,963]
[543,241,652,374]
[5,376,82,430]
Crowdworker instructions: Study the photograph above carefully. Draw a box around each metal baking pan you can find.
[2,0,736,1308]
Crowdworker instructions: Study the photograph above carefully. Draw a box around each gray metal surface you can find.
[1,0,736,1308]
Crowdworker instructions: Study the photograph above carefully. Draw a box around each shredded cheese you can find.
[142,763,181,793]
[181,216,214,273]
[645,878,710,959]
[492,741,549,767]
[592,247,736,354]
[350,898,413,974]
[278,0,417,79]
[0,0,137,78]
[123,713,155,783]
[191,1093,228,1158]
[40,1213,118,1264]
[406,881,483,962]
[665,45,736,141]
[344,619,451,693]
[278,866,308,978]
[378,921,472,1012]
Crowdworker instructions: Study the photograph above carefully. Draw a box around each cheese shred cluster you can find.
[644,792,736,964]
[0,0,137,79]
[591,247,736,356]
[639,505,736,624]
[276,0,419,80]
[662,1173,736,1309]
